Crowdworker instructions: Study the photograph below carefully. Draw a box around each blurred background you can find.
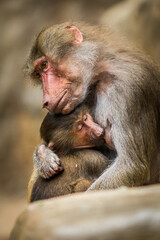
[0,0,160,239]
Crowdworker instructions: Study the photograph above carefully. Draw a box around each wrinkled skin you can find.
[26,22,160,189]
[33,55,89,115]
[33,144,63,179]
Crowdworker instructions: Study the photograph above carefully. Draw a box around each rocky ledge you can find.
[10,184,160,240]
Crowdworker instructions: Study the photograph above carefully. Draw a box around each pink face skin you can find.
[32,26,87,115]
[73,113,105,149]
[33,56,84,114]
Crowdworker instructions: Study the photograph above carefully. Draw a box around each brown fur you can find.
[28,105,113,202]
[29,150,110,202]
[25,22,160,191]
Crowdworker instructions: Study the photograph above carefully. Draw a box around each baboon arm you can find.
[88,115,156,190]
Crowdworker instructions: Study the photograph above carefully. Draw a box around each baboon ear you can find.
[66,26,83,45]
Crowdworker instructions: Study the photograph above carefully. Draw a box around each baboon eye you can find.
[83,114,87,121]
[77,123,83,131]
[41,61,48,69]
[33,71,41,79]
[36,72,41,78]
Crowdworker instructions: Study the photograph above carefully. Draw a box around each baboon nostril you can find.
[43,102,49,108]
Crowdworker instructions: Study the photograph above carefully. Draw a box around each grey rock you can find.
[10,184,160,240]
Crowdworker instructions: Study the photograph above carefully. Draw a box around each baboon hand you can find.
[34,144,63,179]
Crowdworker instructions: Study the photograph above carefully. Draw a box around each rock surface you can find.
[10,184,160,240]
[100,0,160,64]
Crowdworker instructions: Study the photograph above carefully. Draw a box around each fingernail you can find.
[56,160,61,166]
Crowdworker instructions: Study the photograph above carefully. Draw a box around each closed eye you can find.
[83,114,87,121]
[77,123,83,131]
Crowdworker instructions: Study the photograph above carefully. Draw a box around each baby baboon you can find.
[28,105,113,202]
